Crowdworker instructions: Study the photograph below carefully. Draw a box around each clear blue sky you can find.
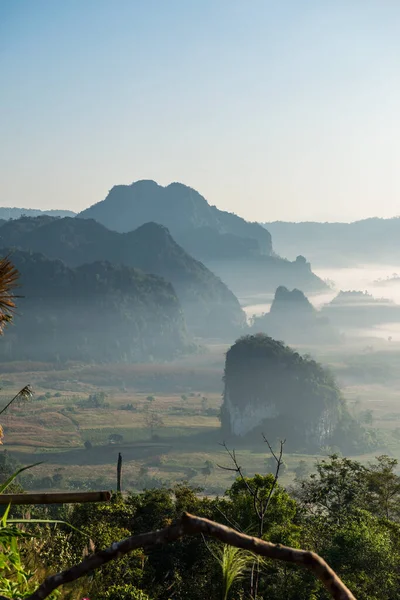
[2,0,400,222]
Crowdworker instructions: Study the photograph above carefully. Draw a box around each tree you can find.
[218,438,287,598]
[84,440,92,450]
[365,455,400,520]
[145,412,164,439]
[109,433,124,444]
[293,460,309,481]
[295,454,367,527]
[201,397,208,412]
[87,391,108,408]
[201,460,214,482]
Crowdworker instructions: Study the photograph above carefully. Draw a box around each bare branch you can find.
[25,512,356,600]
[263,435,286,465]
[218,442,256,500]
[263,437,286,514]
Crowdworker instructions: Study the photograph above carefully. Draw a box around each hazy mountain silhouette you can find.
[78,179,272,258]
[264,217,400,266]
[0,249,190,362]
[322,290,400,328]
[77,179,327,294]
[0,207,75,220]
[0,216,246,337]
[251,286,339,345]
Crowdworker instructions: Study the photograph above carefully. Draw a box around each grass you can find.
[2,343,400,495]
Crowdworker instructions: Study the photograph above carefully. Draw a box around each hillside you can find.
[78,179,272,258]
[0,207,75,219]
[251,286,339,345]
[0,249,190,362]
[0,217,246,337]
[206,254,327,296]
[264,217,400,266]
[77,179,327,293]
[322,290,400,329]
[220,334,346,450]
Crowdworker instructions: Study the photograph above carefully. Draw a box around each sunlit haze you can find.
[2,0,400,221]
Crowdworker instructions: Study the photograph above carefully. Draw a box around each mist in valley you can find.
[4,4,400,598]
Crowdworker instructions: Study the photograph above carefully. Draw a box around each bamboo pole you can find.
[0,491,111,505]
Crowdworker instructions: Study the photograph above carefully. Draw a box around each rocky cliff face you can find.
[220,334,343,450]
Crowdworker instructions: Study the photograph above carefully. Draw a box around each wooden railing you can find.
[0,490,111,505]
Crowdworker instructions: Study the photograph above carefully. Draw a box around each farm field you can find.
[1,341,400,495]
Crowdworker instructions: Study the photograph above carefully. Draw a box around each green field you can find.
[2,340,400,495]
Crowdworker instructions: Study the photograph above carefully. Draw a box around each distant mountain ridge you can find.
[77,179,327,295]
[251,286,338,345]
[78,180,272,259]
[264,217,400,266]
[0,216,246,338]
[0,207,75,220]
[0,249,190,362]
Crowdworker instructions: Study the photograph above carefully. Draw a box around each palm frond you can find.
[215,543,253,600]
[0,255,19,334]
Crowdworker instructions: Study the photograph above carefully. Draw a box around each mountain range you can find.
[78,180,272,259]
[264,218,400,266]
[77,180,327,295]
[0,216,246,338]
[0,207,75,220]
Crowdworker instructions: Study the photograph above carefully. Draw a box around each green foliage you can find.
[78,391,109,409]
[296,454,367,526]
[217,544,252,600]
[103,585,152,600]
[365,455,400,520]
[22,456,400,600]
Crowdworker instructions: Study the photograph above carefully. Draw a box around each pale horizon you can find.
[2,1,400,222]
[1,176,400,225]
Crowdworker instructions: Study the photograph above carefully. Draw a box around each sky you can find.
[1,0,400,223]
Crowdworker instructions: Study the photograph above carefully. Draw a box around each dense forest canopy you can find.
[0,217,246,338]
[0,249,191,362]
[5,454,400,600]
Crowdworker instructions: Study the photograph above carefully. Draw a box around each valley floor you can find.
[2,336,400,495]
